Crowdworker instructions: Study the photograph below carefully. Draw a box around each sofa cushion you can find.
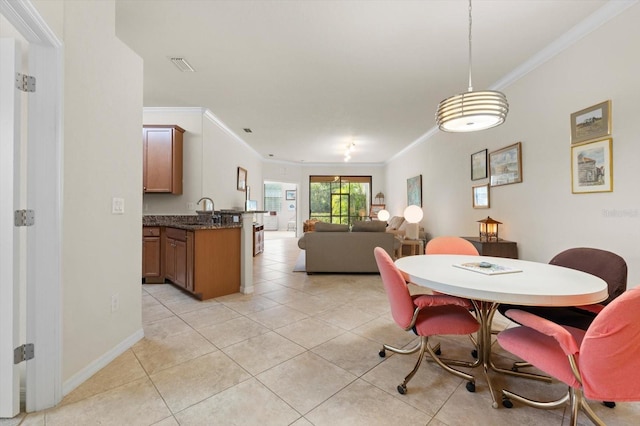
[314,222,349,232]
[388,216,405,230]
[352,221,387,232]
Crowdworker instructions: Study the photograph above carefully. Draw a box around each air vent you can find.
[169,57,195,72]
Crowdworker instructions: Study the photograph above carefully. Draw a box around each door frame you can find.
[0,0,63,412]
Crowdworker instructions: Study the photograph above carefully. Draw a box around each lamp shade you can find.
[404,205,423,223]
[377,209,390,222]
[436,90,508,132]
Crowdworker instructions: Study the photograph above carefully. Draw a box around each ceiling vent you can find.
[169,57,195,72]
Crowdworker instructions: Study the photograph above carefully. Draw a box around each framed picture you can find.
[571,138,613,194]
[570,100,611,145]
[407,175,422,207]
[471,149,488,181]
[472,184,490,208]
[370,204,386,219]
[237,167,247,191]
[489,142,522,187]
[285,190,296,200]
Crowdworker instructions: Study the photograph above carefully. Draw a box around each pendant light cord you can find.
[467,0,473,92]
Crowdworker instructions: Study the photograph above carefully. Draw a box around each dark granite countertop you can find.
[143,215,242,230]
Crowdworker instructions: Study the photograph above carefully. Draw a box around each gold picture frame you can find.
[237,167,247,192]
[570,100,611,145]
[472,184,489,209]
[489,142,522,187]
[571,138,613,194]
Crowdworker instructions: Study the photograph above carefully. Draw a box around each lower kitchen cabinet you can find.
[165,227,193,292]
[163,227,240,300]
[142,227,163,283]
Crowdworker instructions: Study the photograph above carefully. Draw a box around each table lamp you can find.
[477,216,501,241]
[377,209,390,222]
[403,205,423,240]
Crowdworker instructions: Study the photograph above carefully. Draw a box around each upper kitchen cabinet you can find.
[143,125,185,194]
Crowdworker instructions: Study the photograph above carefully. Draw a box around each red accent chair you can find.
[374,247,480,395]
[497,286,640,425]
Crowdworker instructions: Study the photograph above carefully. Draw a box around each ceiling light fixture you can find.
[169,57,196,72]
[344,141,355,162]
[435,0,508,132]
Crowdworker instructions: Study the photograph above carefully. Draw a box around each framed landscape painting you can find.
[570,100,611,144]
[472,184,489,208]
[571,138,613,193]
[489,142,522,187]
[471,149,488,180]
[407,175,422,207]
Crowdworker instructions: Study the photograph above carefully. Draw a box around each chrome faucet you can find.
[197,197,214,212]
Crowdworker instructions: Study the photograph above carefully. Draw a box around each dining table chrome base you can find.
[471,300,552,408]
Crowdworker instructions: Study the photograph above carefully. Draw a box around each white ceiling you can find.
[115,0,610,164]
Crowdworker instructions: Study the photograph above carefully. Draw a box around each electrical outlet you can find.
[187,202,196,210]
[112,197,125,214]
[111,294,119,313]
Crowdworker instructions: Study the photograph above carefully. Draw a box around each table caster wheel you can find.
[397,384,407,395]
[471,349,478,358]
[603,401,616,408]
[502,397,513,408]
[435,348,442,356]
[465,381,475,392]
[379,349,386,358]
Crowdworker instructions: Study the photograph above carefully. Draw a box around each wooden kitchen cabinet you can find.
[163,227,240,299]
[143,125,184,194]
[164,227,194,292]
[142,226,162,283]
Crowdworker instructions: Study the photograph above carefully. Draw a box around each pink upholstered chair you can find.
[425,236,479,354]
[374,247,480,394]
[497,286,640,425]
[425,236,479,256]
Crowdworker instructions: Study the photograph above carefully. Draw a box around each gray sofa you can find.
[297,221,399,273]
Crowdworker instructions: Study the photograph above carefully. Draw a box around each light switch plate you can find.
[112,197,125,214]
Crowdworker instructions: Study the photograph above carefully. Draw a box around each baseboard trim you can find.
[61,328,144,397]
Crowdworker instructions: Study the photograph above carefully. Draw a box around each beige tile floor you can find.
[4,232,639,425]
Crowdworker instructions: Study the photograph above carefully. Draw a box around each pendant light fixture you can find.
[436,0,508,132]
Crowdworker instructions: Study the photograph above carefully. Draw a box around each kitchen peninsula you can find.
[143,214,242,300]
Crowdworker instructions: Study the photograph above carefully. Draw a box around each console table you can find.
[461,237,518,259]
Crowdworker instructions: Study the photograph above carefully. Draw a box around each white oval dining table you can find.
[395,254,608,408]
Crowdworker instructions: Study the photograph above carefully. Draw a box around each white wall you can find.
[143,108,263,214]
[385,3,640,286]
[31,0,144,386]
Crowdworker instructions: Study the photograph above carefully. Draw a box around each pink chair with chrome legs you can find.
[497,286,640,425]
[374,247,480,395]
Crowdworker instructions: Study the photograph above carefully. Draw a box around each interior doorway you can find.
[0,1,64,415]
[263,181,297,238]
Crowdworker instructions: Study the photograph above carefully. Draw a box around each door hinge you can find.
[14,209,35,227]
[14,344,35,364]
[15,72,36,92]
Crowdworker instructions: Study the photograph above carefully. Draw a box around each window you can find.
[264,183,282,212]
[309,176,371,225]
